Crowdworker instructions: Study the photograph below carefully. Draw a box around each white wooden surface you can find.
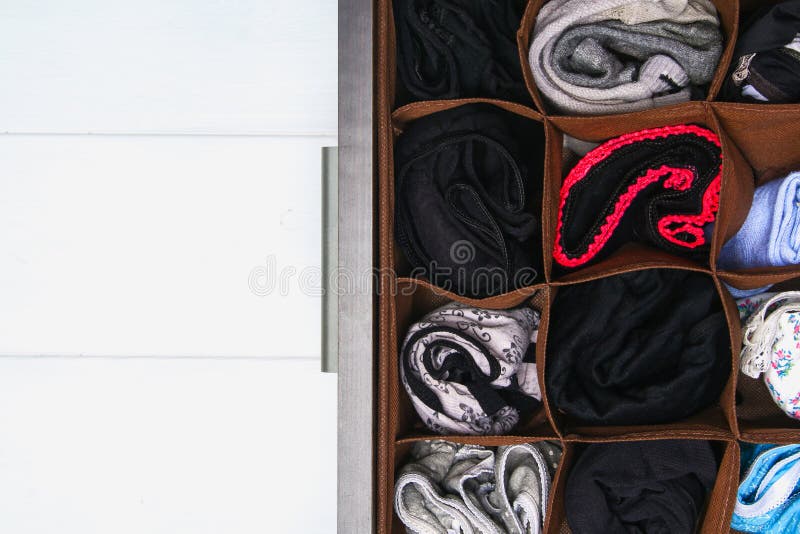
[0,1,337,135]
[0,1,338,532]
[0,134,334,357]
[0,358,336,534]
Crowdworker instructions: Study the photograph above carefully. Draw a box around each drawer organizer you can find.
[373,0,800,532]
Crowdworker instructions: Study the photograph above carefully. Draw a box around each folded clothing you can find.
[722,1,800,103]
[546,269,730,425]
[737,292,778,323]
[394,0,529,104]
[566,440,718,534]
[553,124,722,269]
[395,440,561,534]
[529,0,723,115]
[395,104,544,298]
[739,291,800,421]
[719,172,800,275]
[733,443,800,533]
[400,301,542,435]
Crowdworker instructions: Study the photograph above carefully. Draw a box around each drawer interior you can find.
[374,0,800,532]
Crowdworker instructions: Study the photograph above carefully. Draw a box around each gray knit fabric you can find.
[529,0,723,115]
[395,440,562,534]
[553,21,722,88]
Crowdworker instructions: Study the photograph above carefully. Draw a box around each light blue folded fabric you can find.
[719,171,800,298]
[732,443,800,533]
[725,284,772,299]
[720,171,800,270]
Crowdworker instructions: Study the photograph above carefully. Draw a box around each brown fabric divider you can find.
[517,0,548,113]
[550,244,714,285]
[714,104,800,182]
[536,286,560,436]
[376,0,397,531]
[716,275,745,435]
[375,1,800,533]
[549,101,710,140]
[708,107,755,267]
[392,98,542,131]
[707,0,739,101]
[541,120,561,283]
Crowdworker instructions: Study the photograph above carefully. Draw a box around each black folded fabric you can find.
[722,0,800,103]
[395,103,545,298]
[393,0,530,104]
[566,440,718,534]
[546,269,730,425]
[554,124,722,270]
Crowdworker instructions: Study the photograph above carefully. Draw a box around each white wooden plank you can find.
[0,0,337,134]
[0,357,337,534]
[0,134,333,357]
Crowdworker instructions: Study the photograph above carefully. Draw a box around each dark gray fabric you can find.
[566,440,718,534]
[393,0,530,104]
[394,103,545,297]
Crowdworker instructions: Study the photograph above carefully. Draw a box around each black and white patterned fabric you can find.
[400,302,541,435]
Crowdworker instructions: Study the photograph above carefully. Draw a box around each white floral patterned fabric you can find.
[400,302,541,435]
[738,291,800,420]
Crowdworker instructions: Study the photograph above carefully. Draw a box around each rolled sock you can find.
[394,441,479,534]
[719,171,800,271]
[529,0,722,115]
[492,443,560,534]
[554,124,722,269]
[395,440,562,534]
[772,172,800,265]
[739,292,800,421]
[400,302,542,435]
[552,21,719,90]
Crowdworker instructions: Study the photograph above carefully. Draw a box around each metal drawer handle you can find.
[321,146,339,373]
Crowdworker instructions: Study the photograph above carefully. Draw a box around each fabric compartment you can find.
[544,268,735,437]
[372,1,800,533]
[715,104,800,295]
[733,277,800,441]
[392,437,564,534]
[546,103,743,282]
[548,439,738,534]
[392,100,548,298]
[518,0,738,115]
[392,279,553,440]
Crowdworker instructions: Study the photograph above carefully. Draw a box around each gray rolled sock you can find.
[528,0,723,115]
[553,20,722,90]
